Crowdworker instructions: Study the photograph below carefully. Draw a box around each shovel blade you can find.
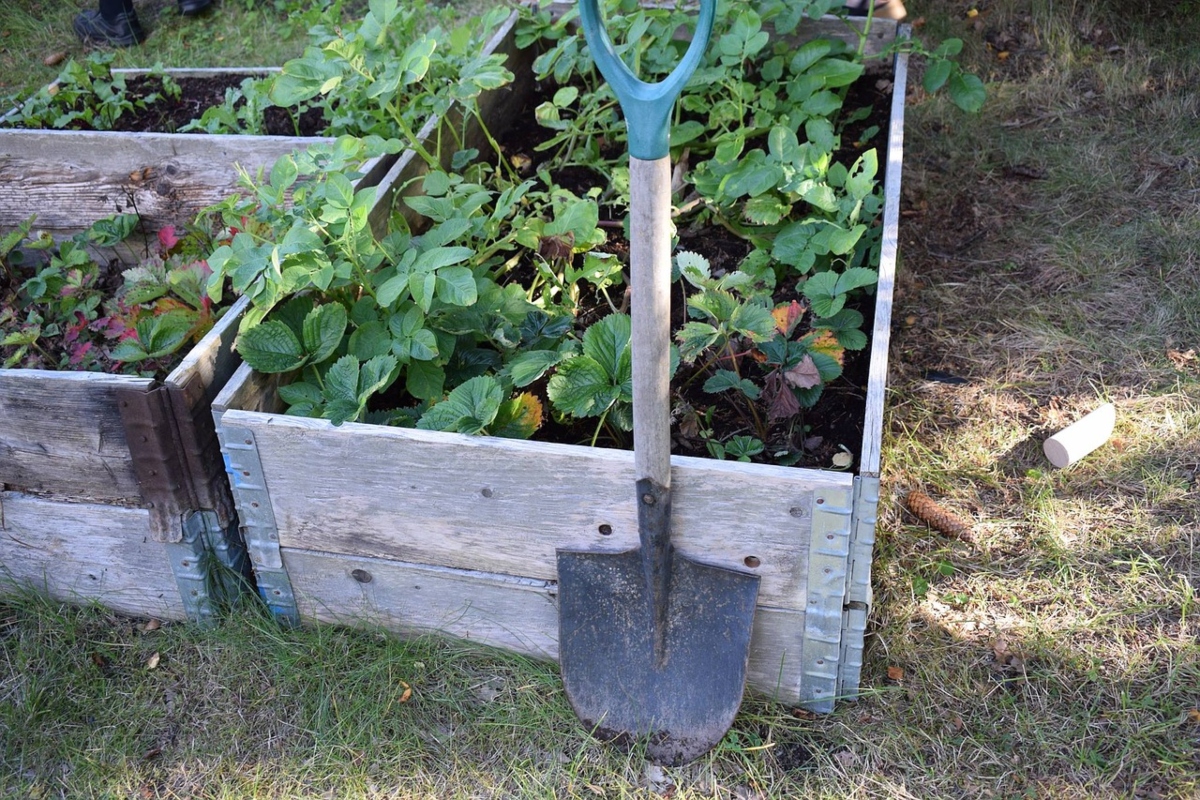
[556,548,760,765]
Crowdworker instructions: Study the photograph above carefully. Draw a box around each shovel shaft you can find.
[630,156,674,491]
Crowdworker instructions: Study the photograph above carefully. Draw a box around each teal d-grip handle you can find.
[578,0,716,160]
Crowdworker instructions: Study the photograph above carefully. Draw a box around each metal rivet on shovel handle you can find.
[556,0,760,767]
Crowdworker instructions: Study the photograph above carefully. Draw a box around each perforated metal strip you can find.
[214,416,299,625]
[799,485,853,712]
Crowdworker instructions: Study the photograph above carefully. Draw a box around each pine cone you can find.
[905,491,974,543]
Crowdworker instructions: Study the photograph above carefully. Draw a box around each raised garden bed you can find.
[212,6,910,711]
[0,5,527,251]
[0,295,250,622]
[0,8,531,621]
[0,67,398,251]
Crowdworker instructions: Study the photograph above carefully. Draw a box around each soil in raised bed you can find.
[5,74,325,136]
[490,75,890,470]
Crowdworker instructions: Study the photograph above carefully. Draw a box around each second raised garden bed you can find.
[211,7,909,710]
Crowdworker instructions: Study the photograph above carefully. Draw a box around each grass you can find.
[2,0,1200,797]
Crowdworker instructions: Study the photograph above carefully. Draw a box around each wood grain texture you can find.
[0,123,390,247]
[859,46,908,476]
[219,407,853,611]
[0,370,152,501]
[629,156,674,486]
[0,492,187,620]
[0,129,328,237]
[281,546,809,704]
[166,296,248,412]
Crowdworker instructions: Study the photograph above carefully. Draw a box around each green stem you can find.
[590,404,613,447]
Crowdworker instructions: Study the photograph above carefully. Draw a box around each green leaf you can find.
[324,355,360,405]
[836,267,878,294]
[923,59,953,94]
[347,320,392,360]
[418,375,504,435]
[789,40,834,74]
[675,321,721,363]
[809,58,863,88]
[703,370,761,400]
[414,246,474,273]
[948,72,987,113]
[436,266,478,306]
[581,313,631,380]
[138,309,196,358]
[547,356,619,418]
[406,359,445,401]
[85,214,138,247]
[278,381,323,408]
[237,321,306,373]
[507,349,563,388]
[302,302,347,364]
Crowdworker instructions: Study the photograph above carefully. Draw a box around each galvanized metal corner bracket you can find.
[798,486,854,713]
[214,416,300,626]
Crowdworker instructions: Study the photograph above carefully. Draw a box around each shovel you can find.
[556,0,761,766]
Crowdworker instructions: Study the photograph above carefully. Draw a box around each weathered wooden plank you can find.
[0,492,187,620]
[0,129,334,238]
[859,42,908,477]
[222,408,853,611]
[212,362,283,419]
[0,370,151,501]
[281,547,809,704]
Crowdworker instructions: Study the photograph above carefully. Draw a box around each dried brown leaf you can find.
[398,681,412,704]
[784,355,821,389]
[886,665,904,682]
[146,652,161,670]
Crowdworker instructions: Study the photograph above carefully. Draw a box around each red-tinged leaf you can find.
[771,300,805,336]
[764,371,800,422]
[158,226,180,253]
[784,355,822,389]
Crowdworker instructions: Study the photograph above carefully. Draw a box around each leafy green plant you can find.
[265,0,514,160]
[1,216,224,374]
[1,53,180,131]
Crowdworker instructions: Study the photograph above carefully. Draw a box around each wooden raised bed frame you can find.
[212,17,906,709]
[0,12,531,620]
[0,297,250,622]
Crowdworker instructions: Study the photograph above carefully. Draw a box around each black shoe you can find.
[179,0,213,15]
[73,9,145,47]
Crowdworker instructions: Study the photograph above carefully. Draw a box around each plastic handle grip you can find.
[578,0,716,160]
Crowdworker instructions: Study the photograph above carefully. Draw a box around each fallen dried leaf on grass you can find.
[1185,709,1200,724]
[43,51,66,67]
[1167,348,1196,371]
[905,491,975,543]
[146,652,160,670]
[886,665,905,682]
[398,681,412,703]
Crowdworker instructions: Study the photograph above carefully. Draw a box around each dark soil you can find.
[495,76,890,470]
[15,73,326,136]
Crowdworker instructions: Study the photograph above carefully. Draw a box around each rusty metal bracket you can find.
[117,381,235,544]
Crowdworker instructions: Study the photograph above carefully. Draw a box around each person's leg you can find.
[74,0,145,47]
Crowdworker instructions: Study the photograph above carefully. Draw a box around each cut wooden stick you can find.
[905,491,974,543]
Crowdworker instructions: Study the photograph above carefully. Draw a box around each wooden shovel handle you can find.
[630,156,673,489]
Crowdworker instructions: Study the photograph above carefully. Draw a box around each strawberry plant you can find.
[1,53,181,131]
[1,216,225,374]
